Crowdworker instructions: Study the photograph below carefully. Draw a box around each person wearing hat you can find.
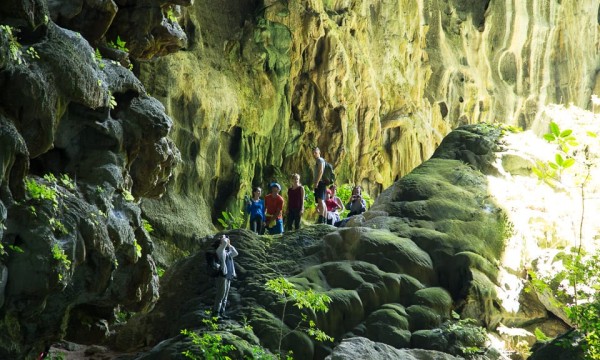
[264,182,284,234]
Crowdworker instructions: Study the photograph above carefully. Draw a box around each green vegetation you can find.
[52,244,71,282]
[181,312,236,360]
[218,210,245,230]
[528,117,600,358]
[133,239,142,258]
[265,277,333,356]
[166,8,178,23]
[122,189,134,202]
[532,122,577,187]
[142,219,154,234]
[94,48,105,69]
[0,25,23,64]
[26,46,39,60]
[25,177,58,209]
[108,35,129,52]
[108,91,117,109]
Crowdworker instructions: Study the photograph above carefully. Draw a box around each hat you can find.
[270,182,281,191]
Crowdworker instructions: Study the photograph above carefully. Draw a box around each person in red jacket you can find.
[264,182,284,234]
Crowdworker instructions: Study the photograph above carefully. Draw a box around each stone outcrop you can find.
[0,1,180,358]
[112,124,549,359]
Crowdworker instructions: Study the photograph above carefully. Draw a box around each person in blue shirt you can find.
[245,187,265,234]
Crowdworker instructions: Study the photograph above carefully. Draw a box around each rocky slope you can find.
[0,0,599,359]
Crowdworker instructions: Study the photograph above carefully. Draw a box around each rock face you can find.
[112,125,525,359]
[136,0,600,240]
[0,1,180,358]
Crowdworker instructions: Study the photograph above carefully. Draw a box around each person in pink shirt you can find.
[324,188,342,225]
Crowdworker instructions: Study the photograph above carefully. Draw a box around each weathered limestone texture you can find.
[137,0,600,235]
[0,0,181,358]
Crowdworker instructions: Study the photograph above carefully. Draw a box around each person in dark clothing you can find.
[245,187,265,234]
[312,147,327,224]
[213,234,238,319]
[286,173,305,231]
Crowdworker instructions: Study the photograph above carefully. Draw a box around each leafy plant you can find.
[49,218,68,236]
[218,210,245,230]
[142,219,154,234]
[156,266,165,277]
[59,174,75,190]
[133,239,142,258]
[108,91,117,109]
[0,25,23,64]
[532,122,577,187]
[25,177,58,209]
[26,46,39,60]
[94,48,105,69]
[166,8,178,23]
[527,114,600,358]
[52,244,71,282]
[107,35,129,52]
[265,277,333,356]
[181,312,236,360]
[122,189,134,202]
[543,122,578,153]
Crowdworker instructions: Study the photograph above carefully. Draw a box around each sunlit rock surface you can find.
[137,0,600,242]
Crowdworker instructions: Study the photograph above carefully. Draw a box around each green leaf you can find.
[549,122,560,136]
[543,133,556,142]
[559,129,573,138]
[548,162,558,170]
[562,158,575,168]
[555,154,564,166]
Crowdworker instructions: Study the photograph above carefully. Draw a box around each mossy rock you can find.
[410,329,448,352]
[324,227,436,285]
[411,287,453,318]
[406,305,442,332]
[365,306,411,348]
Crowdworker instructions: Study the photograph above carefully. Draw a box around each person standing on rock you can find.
[264,182,284,234]
[245,187,265,234]
[285,173,305,231]
[213,234,238,319]
[312,147,327,224]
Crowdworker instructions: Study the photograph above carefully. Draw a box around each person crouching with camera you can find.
[346,186,367,216]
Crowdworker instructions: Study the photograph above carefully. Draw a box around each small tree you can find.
[265,277,333,356]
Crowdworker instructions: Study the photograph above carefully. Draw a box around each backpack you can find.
[322,161,336,185]
[205,247,221,278]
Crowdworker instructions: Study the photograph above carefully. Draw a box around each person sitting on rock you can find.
[346,185,367,216]
[245,187,265,234]
[264,182,284,234]
[325,188,342,225]
[335,185,367,227]
[213,234,238,319]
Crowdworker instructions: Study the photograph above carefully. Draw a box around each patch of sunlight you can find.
[487,101,600,315]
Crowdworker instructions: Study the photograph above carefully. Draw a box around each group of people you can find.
[244,147,367,234]
[211,147,368,320]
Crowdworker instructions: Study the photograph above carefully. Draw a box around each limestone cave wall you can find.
[138,0,600,241]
